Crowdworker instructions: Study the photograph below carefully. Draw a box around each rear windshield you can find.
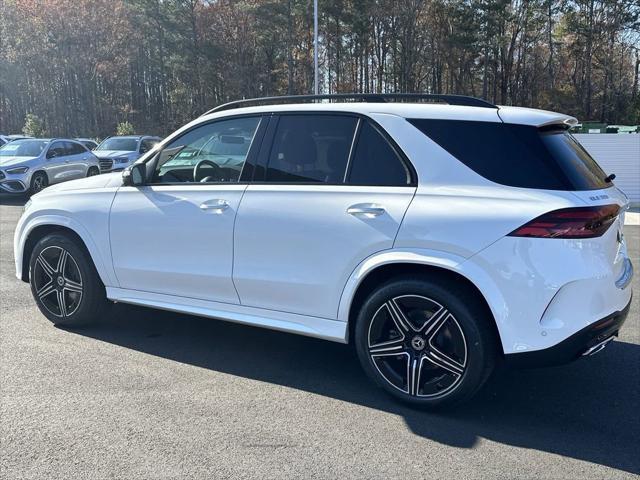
[409,119,609,190]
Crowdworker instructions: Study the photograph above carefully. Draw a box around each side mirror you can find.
[123,163,146,187]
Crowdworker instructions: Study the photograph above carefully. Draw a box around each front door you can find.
[109,115,264,304]
[233,114,417,319]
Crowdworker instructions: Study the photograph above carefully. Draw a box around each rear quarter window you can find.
[409,119,609,191]
[347,122,412,186]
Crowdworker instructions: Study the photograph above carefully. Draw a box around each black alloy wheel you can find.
[355,276,496,408]
[29,233,108,326]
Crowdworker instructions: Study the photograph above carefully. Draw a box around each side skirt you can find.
[106,287,348,343]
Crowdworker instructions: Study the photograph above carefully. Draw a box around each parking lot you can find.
[1,194,638,479]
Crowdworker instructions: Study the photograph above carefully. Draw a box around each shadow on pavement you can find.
[0,193,28,206]
[73,303,640,475]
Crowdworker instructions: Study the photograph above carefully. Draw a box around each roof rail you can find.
[202,93,497,116]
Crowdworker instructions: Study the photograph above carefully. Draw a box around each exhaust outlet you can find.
[582,336,615,357]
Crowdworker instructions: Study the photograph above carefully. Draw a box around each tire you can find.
[86,166,99,177]
[29,233,107,327]
[29,171,48,195]
[354,275,497,409]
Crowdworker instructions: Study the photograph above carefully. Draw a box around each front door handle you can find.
[347,203,386,217]
[200,199,229,213]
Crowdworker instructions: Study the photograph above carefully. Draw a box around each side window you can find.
[347,122,411,186]
[67,141,87,155]
[153,117,261,184]
[265,115,358,183]
[46,141,66,159]
[140,139,157,154]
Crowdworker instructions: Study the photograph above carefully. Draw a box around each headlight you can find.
[113,157,130,164]
[6,166,29,174]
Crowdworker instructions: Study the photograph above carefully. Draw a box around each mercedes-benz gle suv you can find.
[14,95,632,408]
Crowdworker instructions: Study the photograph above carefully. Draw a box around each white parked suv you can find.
[14,94,633,408]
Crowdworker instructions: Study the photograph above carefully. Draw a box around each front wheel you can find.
[354,276,496,408]
[29,171,48,195]
[86,166,99,177]
[29,233,107,327]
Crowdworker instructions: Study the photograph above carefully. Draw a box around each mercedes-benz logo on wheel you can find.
[411,336,426,351]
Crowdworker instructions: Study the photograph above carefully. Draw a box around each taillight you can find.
[508,204,620,239]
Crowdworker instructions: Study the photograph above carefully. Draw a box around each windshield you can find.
[0,139,48,157]
[96,137,138,152]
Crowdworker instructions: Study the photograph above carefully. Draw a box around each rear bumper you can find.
[463,222,632,355]
[505,297,631,368]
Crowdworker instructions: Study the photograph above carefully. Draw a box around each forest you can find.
[1,0,638,138]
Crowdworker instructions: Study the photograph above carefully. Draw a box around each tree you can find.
[22,113,46,137]
[1,0,638,137]
[116,121,135,135]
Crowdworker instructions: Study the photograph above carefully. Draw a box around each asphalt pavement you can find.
[1,193,639,479]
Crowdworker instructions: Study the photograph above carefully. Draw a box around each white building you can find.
[575,134,640,206]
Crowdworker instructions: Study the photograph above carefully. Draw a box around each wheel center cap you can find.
[411,336,426,351]
[57,276,65,287]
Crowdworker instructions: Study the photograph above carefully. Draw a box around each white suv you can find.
[14,94,633,408]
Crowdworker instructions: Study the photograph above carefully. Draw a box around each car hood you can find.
[37,172,124,196]
[94,150,135,159]
[0,156,37,167]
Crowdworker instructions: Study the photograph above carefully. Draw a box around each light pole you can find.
[313,0,319,95]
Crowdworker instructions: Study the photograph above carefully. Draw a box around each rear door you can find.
[64,141,91,178]
[233,113,417,319]
[44,141,73,184]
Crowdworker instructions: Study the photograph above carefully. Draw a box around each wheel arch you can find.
[18,217,112,287]
[31,169,48,181]
[341,254,504,355]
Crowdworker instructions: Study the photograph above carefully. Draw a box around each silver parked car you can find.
[93,135,161,173]
[0,138,100,195]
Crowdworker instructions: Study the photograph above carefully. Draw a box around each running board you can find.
[105,287,348,343]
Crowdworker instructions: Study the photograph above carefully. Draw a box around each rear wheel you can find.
[29,171,48,195]
[29,233,107,327]
[354,276,496,408]
[86,166,99,177]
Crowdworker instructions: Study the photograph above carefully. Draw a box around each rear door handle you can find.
[347,204,386,217]
[200,199,229,213]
